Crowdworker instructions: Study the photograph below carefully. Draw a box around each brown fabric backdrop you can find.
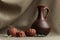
[0,0,60,34]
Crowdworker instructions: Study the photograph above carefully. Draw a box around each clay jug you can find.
[31,6,51,36]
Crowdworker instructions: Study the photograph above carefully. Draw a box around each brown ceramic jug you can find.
[31,6,51,36]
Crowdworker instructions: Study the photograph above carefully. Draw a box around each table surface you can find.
[0,31,60,40]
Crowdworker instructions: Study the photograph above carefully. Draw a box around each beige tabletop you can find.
[0,30,60,40]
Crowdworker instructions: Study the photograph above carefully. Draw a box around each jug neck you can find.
[37,6,44,20]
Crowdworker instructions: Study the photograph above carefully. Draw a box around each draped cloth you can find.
[0,0,60,34]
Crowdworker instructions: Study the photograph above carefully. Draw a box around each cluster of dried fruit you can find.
[7,26,36,37]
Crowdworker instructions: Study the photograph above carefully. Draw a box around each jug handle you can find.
[44,6,49,19]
